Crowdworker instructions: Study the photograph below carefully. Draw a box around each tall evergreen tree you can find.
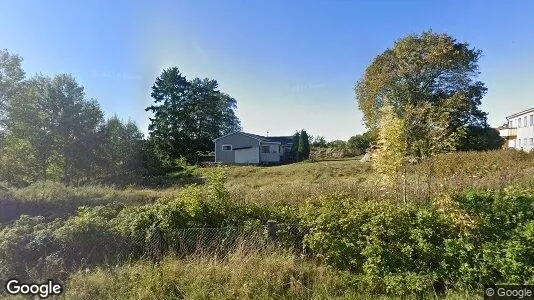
[146,67,241,163]
[298,130,310,160]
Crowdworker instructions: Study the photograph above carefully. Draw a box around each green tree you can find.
[0,49,25,140]
[298,130,310,160]
[311,136,327,148]
[347,131,373,152]
[355,31,487,158]
[373,103,407,188]
[327,140,346,149]
[0,136,39,186]
[457,125,504,151]
[146,67,241,164]
[2,72,105,185]
[96,116,144,184]
[45,74,104,184]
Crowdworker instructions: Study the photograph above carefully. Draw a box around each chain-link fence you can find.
[0,220,308,289]
[141,221,308,260]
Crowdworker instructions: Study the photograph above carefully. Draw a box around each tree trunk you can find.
[403,164,407,204]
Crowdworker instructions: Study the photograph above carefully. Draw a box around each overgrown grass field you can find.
[1,149,534,299]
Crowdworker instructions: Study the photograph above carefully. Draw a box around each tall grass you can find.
[64,244,478,300]
[223,149,534,205]
[0,181,181,223]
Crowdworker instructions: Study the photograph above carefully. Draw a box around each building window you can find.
[525,117,528,127]
[510,120,514,127]
[530,138,533,146]
[262,146,270,153]
[222,144,232,151]
[531,115,533,126]
[525,138,528,147]
[519,139,522,147]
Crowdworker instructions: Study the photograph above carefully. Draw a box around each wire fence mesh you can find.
[0,220,308,288]
[140,222,308,260]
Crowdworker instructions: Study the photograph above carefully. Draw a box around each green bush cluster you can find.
[0,168,296,284]
[300,187,534,295]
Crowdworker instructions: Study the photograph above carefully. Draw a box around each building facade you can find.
[499,107,534,151]
[213,132,295,164]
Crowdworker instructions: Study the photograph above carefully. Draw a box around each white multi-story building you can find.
[499,107,534,151]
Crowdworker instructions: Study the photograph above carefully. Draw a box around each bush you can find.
[0,167,298,283]
[300,187,534,295]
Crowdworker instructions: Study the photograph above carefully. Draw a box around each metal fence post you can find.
[266,220,278,242]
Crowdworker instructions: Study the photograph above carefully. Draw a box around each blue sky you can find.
[1,0,533,140]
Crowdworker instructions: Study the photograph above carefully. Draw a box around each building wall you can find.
[507,111,534,151]
[259,142,281,162]
[214,133,260,163]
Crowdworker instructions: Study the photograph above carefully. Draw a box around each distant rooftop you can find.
[506,107,534,119]
[214,131,294,144]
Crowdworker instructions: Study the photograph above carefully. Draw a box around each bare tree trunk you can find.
[403,164,407,204]
[427,156,433,203]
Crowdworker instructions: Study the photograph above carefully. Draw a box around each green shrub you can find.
[300,187,534,295]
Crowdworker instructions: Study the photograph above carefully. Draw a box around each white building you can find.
[499,107,534,151]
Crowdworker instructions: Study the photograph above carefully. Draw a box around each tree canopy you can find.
[355,31,489,157]
[146,67,241,163]
[0,50,146,186]
[347,132,373,152]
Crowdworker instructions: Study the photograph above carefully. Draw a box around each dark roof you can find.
[244,133,294,144]
[264,136,294,144]
[507,107,534,119]
[214,131,294,144]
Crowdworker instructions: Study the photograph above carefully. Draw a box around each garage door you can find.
[235,147,259,164]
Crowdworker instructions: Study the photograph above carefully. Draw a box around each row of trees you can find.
[0,50,148,186]
[0,51,243,187]
[309,132,374,153]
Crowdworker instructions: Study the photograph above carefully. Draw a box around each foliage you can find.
[457,125,504,151]
[297,130,310,160]
[347,131,373,152]
[146,67,241,163]
[0,168,296,283]
[326,140,346,149]
[300,187,534,295]
[373,103,406,185]
[311,135,327,148]
[355,31,487,158]
[0,50,148,187]
[0,49,25,133]
[0,181,170,223]
[95,116,145,185]
[64,247,374,300]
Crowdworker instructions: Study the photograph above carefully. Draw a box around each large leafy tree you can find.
[0,49,25,140]
[347,131,374,152]
[96,116,144,184]
[0,49,151,186]
[146,67,241,163]
[457,125,504,151]
[355,31,488,158]
[4,74,105,184]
